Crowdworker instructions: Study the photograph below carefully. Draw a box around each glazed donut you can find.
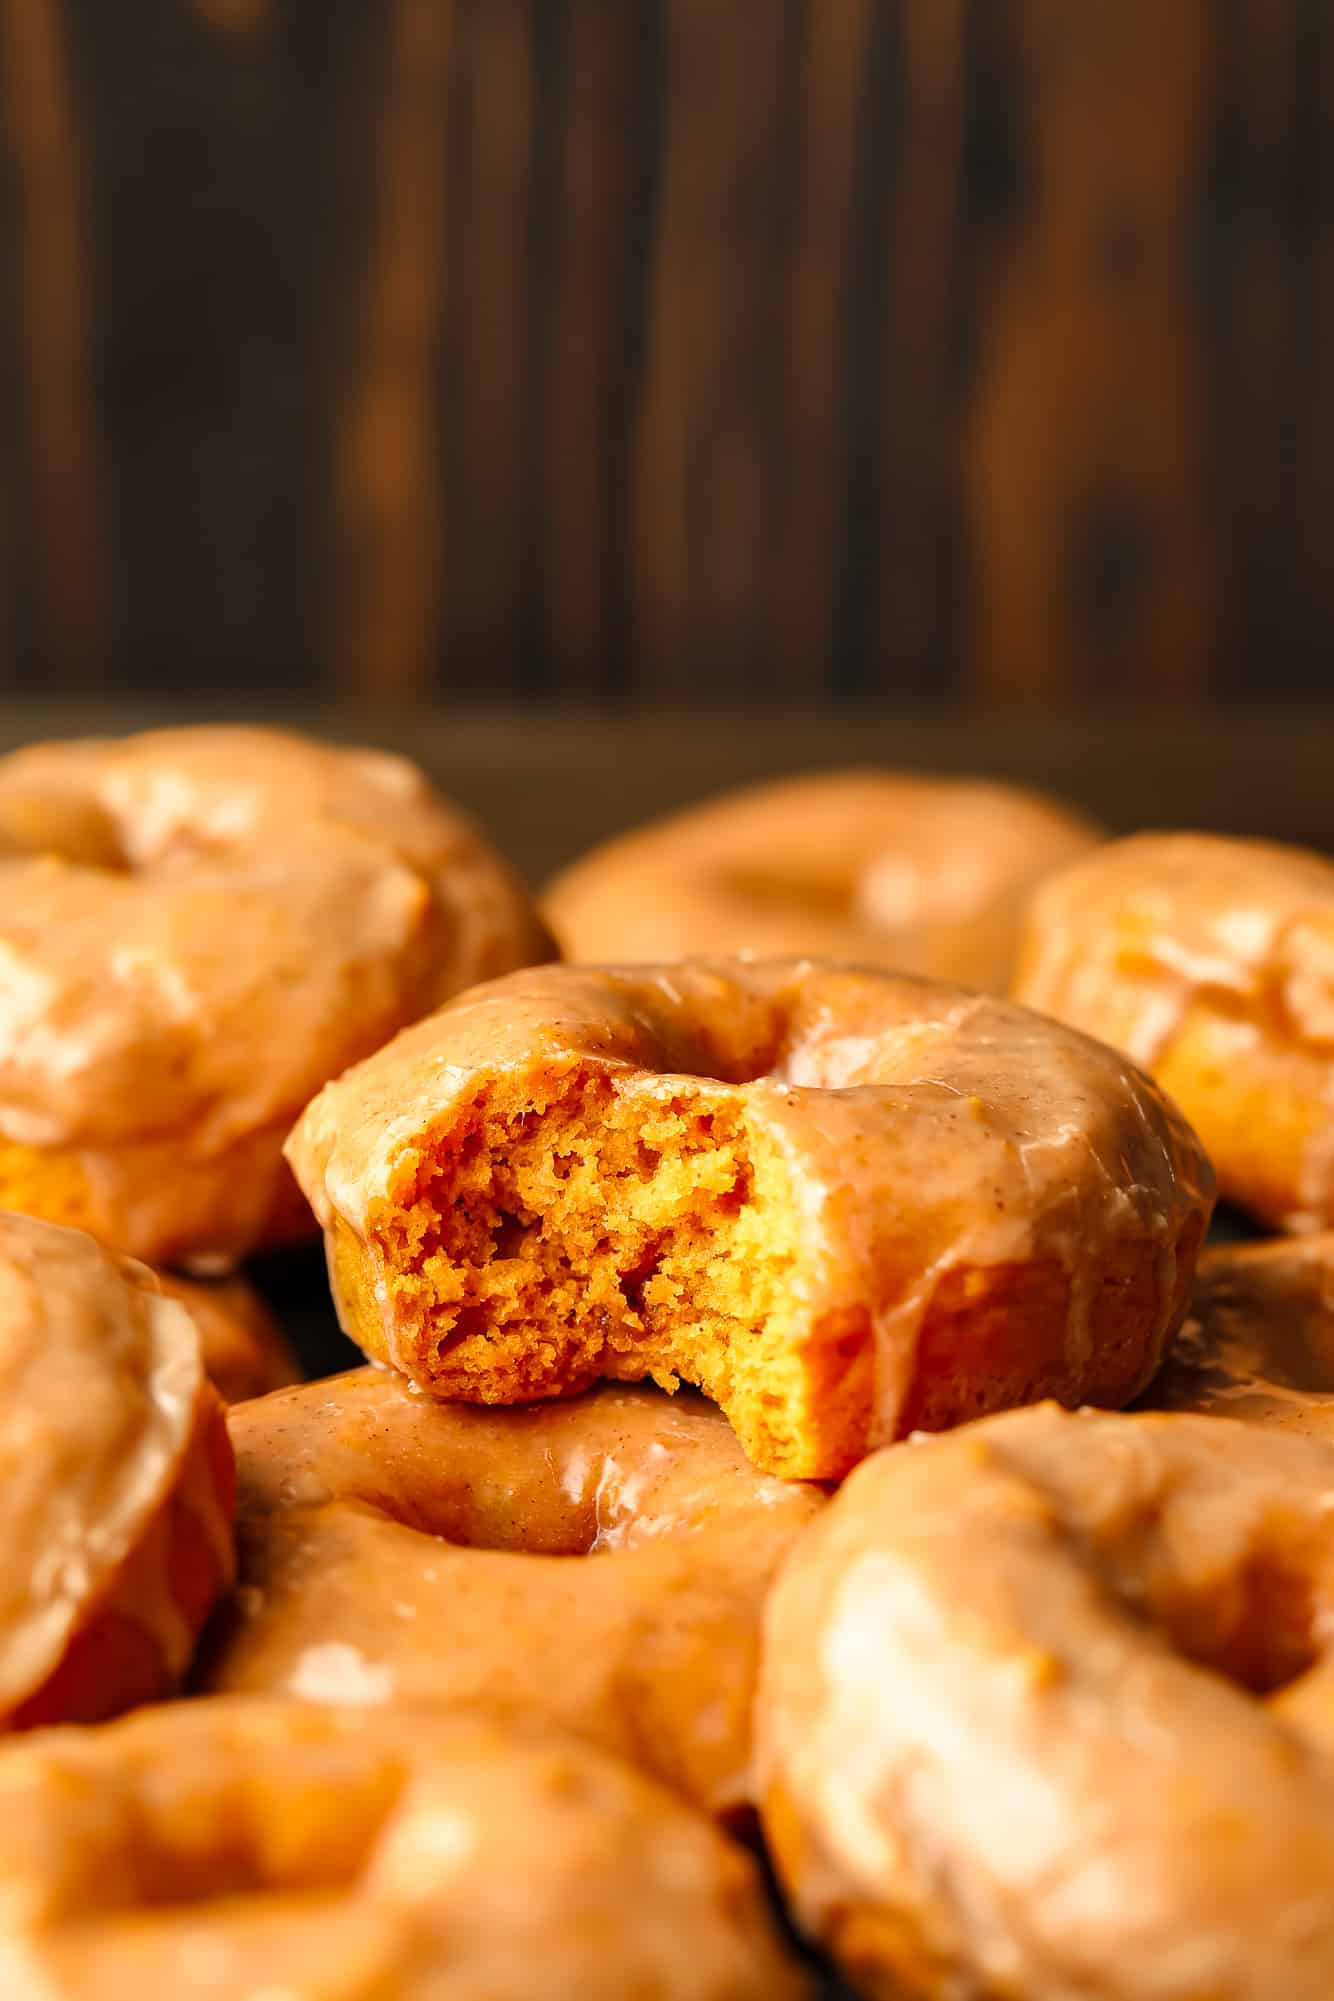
[1143,1233,1334,1440]
[0,725,552,1265]
[1015,832,1334,1230]
[201,1369,823,1818]
[155,1271,299,1404]
[0,1699,809,2001]
[543,770,1100,990]
[0,1210,233,1730]
[757,1402,1334,2001]
[288,958,1213,1479]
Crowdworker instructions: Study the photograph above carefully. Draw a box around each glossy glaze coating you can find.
[156,1270,299,1404]
[759,1403,1334,2000]
[1015,832,1334,1229]
[0,1211,234,1727]
[0,726,552,1264]
[0,1699,809,2000]
[1144,1233,1334,1440]
[290,958,1213,1478]
[202,1369,823,1816]
[545,770,1100,990]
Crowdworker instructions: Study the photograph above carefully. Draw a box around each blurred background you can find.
[1,0,1332,862]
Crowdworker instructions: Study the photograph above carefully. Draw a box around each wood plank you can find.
[632,0,802,696]
[769,0,874,695]
[538,0,636,697]
[872,0,967,697]
[1204,0,1303,695]
[440,0,537,695]
[0,0,104,687]
[328,0,452,699]
[965,0,1212,699]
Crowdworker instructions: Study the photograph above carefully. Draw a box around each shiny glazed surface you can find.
[1015,832,1334,1229]
[544,770,1100,991]
[155,1270,300,1405]
[759,1403,1334,2000]
[203,1370,824,1816]
[290,958,1213,1478]
[0,1211,233,1726]
[0,1698,810,1999]
[1144,1232,1334,1439]
[0,726,552,1263]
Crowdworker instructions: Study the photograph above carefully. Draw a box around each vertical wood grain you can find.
[329,0,451,698]
[440,0,537,696]
[632,0,802,696]
[871,0,967,697]
[0,0,104,686]
[965,0,1212,700]
[769,0,875,695]
[1291,0,1334,695]
[1205,0,1315,696]
[538,1,636,697]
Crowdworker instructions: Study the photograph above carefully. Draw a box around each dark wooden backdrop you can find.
[1,0,1332,703]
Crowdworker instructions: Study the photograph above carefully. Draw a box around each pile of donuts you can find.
[0,727,1331,2000]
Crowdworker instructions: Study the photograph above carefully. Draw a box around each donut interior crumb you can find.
[358,1068,825,1469]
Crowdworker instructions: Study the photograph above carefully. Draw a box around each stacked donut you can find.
[0,740,1332,1999]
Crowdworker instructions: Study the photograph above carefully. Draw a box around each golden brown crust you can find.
[545,769,1100,990]
[758,1403,1334,2000]
[1015,831,1334,1230]
[0,726,553,1264]
[0,1699,810,2000]
[201,1368,824,1818]
[1142,1233,1334,1440]
[289,958,1213,1479]
[0,1212,235,1728]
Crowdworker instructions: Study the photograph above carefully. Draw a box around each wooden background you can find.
[1,0,1332,704]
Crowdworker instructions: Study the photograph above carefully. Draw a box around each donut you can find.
[1014,831,1334,1230]
[155,1271,299,1404]
[543,770,1100,990]
[1143,1233,1334,1440]
[200,1369,824,1818]
[757,1402,1334,2000]
[0,725,552,1265]
[0,1210,234,1730]
[287,958,1213,1479]
[0,1699,809,2001]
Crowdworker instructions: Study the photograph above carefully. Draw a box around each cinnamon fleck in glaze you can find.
[0,726,552,1265]
[1143,1233,1334,1441]
[1015,832,1334,1230]
[288,958,1213,1479]
[0,1700,810,2000]
[202,1370,823,1818]
[758,1404,1334,2000]
[0,1211,234,1728]
[544,770,1100,991]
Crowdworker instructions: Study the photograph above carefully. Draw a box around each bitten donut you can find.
[0,1699,809,2001]
[0,1211,234,1730]
[288,958,1213,1479]
[156,1271,299,1405]
[201,1370,823,1817]
[758,1403,1334,2001]
[544,770,1100,990]
[0,725,552,1265]
[1015,832,1334,1230]
[1143,1232,1334,1440]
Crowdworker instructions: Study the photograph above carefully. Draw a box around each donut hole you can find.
[0,795,130,871]
[43,1758,408,1913]
[1148,1545,1321,1697]
[369,1068,809,1469]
